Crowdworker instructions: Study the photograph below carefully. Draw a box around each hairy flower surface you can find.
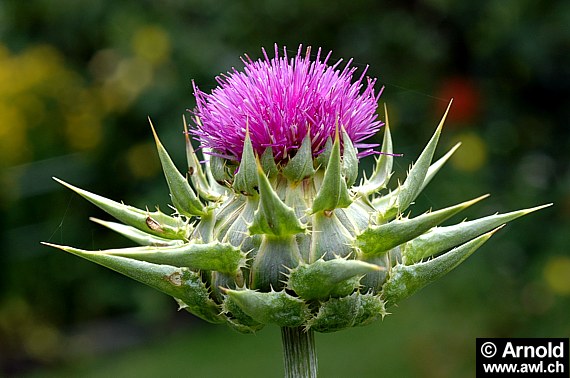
[192,45,382,161]
[45,45,549,338]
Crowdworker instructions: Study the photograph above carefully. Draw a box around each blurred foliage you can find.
[0,0,568,376]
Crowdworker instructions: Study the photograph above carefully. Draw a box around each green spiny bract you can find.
[44,105,550,334]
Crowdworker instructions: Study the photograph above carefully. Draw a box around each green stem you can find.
[281,326,318,378]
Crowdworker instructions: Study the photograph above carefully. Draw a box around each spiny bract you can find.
[45,46,549,334]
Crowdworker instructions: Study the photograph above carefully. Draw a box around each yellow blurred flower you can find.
[543,256,570,296]
[450,132,487,172]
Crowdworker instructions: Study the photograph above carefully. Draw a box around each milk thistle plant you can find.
[44,45,549,377]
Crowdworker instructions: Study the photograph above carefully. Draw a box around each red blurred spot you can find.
[437,76,480,125]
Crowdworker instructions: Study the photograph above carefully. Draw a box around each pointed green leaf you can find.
[250,235,302,291]
[282,133,316,182]
[224,317,265,334]
[397,102,452,212]
[341,129,359,187]
[209,153,233,183]
[358,254,390,293]
[223,288,310,327]
[193,208,216,243]
[315,137,333,168]
[90,218,184,247]
[150,120,206,217]
[79,241,246,274]
[307,292,386,333]
[350,292,387,327]
[402,203,552,264]
[372,141,460,215]
[311,131,353,213]
[355,104,394,196]
[419,142,461,193]
[201,147,231,196]
[233,130,259,196]
[287,259,383,300]
[381,227,501,306]
[176,297,225,325]
[260,147,278,177]
[54,178,188,240]
[222,295,265,333]
[249,162,305,236]
[183,115,220,201]
[216,196,256,246]
[192,117,231,194]
[357,194,487,257]
[376,101,452,220]
[191,116,228,194]
[310,211,355,261]
[43,242,224,324]
[209,270,241,303]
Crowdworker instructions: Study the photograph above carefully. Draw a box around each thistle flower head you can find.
[45,46,550,343]
[192,44,383,162]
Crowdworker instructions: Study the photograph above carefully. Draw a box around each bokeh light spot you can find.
[126,142,161,178]
[88,48,121,82]
[23,324,62,362]
[437,76,480,124]
[65,110,103,150]
[543,256,570,296]
[132,25,171,66]
[115,58,153,100]
[0,103,30,165]
[450,132,487,172]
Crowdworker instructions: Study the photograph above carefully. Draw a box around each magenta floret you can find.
[192,44,383,162]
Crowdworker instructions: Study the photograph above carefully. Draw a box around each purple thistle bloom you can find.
[191,44,383,163]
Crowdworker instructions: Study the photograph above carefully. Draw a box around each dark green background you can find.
[1,1,568,376]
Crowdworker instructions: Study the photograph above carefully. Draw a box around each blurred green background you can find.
[1,0,568,377]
